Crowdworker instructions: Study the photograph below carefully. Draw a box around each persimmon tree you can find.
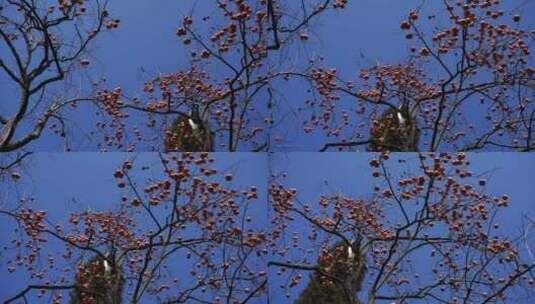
[309,1,535,151]
[0,0,120,152]
[0,153,268,303]
[92,0,351,152]
[269,153,535,303]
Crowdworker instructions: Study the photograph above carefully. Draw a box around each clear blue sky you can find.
[2,0,534,151]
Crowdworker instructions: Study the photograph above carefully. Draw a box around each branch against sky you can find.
[0,0,120,152]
